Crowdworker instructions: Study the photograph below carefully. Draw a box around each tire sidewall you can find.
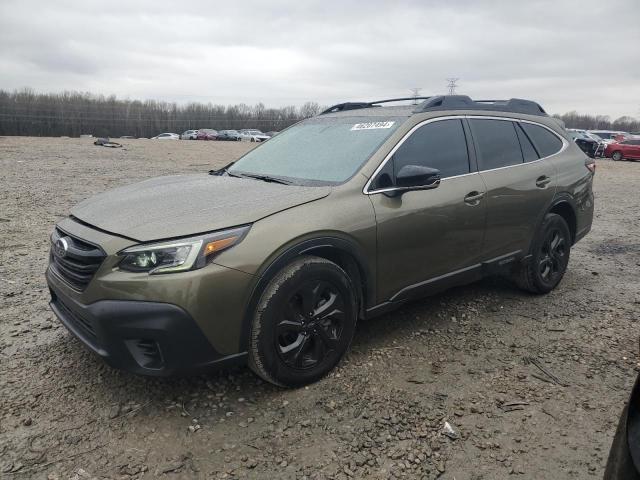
[530,214,571,293]
[612,151,622,161]
[250,257,357,387]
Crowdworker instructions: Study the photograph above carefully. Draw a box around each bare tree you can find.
[0,89,323,137]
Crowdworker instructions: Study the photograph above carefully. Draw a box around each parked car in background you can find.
[605,139,640,161]
[588,130,630,144]
[45,94,594,386]
[265,131,279,137]
[567,129,603,158]
[217,130,241,141]
[151,133,180,140]
[196,129,218,141]
[181,130,199,140]
[239,129,270,142]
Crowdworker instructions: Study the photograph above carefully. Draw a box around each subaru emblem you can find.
[54,237,69,258]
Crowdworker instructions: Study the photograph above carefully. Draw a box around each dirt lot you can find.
[0,136,639,480]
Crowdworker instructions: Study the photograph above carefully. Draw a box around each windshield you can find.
[228,116,404,185]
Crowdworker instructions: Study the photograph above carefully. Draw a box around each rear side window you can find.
[521,123,564,158]
[515,123,539,162]
[391,119,470,179]
[469,119,523,170]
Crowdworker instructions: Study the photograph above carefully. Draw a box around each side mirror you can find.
[395,165,441,191]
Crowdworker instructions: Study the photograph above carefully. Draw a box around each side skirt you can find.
[365,251,521,320]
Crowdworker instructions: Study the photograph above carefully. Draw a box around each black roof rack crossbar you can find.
[413,95,547,116]
[369,96,433,105]
[320,102,375,114]
[320,97,434,115]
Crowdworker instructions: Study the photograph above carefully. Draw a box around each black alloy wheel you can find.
[248,256,357,387]
[514,213,571,294]
[275,280,345,370]
[538,227,567,284]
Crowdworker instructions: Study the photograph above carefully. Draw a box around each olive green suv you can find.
[46,95,595,386]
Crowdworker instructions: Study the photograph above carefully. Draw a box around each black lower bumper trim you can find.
[48,275,246,376]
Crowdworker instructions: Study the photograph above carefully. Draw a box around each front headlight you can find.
[118,225,250,274]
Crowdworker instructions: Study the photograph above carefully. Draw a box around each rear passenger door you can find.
[469,118,563,260]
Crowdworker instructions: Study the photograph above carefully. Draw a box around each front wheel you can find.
[612,151,623,161]
[248,256,357,387]
[514,213,571,294]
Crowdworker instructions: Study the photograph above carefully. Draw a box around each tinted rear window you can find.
[392,119,470,179]
[520,123,564,158]
[469,119,523,170]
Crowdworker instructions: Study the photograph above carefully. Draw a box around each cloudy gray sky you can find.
[1,0,638,118]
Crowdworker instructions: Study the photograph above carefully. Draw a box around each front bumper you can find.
[47,267,247,376]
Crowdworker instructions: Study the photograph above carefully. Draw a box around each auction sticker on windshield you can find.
[351,121,395,131]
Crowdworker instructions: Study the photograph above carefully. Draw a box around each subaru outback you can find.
[46,95,595,386]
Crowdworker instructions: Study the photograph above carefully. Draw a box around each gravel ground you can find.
[0,136,639,480]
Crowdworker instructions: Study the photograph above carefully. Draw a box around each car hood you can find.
[71,174,331,242]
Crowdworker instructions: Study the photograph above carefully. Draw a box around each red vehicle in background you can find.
[605,139,640,161]
[196,129,218,140]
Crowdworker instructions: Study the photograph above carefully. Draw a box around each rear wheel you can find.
[248,256,357,387]
[612,151,623,161]
[515,213,571,294]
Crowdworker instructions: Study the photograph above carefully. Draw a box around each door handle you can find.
[536,175,551,188]
[464,191,485,205]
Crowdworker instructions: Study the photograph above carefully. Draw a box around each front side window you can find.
[469,119,523,170]
[391,119,470,179]
[520,123,564,158]
[229,116,405,185]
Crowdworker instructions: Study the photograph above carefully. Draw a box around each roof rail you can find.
[321,95,548,117]
[320,97,433,115]
[413,95,547,116]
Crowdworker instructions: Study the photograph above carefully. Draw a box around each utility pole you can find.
[446,78,459,95]
[409,88,422,104]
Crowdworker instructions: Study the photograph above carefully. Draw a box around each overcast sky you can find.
[1,0,638,118]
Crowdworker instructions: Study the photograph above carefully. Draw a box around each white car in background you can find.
[239,129,270,142]
[587,130,629,144]
[151,133,180,140]
[180,130,199,140]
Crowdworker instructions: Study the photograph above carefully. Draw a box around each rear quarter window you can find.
[520,123,564,158]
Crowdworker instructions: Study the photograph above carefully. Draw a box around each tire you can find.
[603,405,640,480]
[612,151,623,161]
[248,256,357,387]
[515,213,571,294]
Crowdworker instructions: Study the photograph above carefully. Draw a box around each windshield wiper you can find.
[233,172,293,185]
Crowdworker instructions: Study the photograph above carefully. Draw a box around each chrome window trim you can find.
[363,115,569,195]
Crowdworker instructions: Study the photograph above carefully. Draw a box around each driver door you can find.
[368,118,487,303]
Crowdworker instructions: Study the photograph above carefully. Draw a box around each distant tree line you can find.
[1,88,638,137]
[553,111,640,133]
[0,89,322,138]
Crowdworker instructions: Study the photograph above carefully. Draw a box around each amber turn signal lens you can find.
[204,236,239,256]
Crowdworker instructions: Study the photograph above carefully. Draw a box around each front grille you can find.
[52,291,97,341]
[49,228,106,291]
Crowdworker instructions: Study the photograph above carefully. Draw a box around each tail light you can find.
[585,158,596,174]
